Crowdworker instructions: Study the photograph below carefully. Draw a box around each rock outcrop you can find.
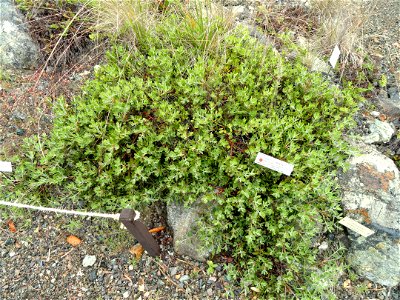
[0,0,39,70]
[339,142,400,287]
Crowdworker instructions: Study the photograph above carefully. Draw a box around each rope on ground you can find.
[0,200,120,220]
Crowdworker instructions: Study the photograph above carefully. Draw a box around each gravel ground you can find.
[0,209,241,300]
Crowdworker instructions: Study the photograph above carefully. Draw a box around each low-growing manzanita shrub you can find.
[1,15,363,297]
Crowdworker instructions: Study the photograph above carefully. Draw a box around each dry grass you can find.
[90,0,159,45]
[90,0,234,55]
[255,0,372,68]
[307,0,372,67]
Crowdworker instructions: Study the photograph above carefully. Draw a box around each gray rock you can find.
[179,275,190,282]
[310,56,330,73]
[167,201,212,261]
[318,241,329,251]
[169,266,178,276]
[376,89,400,120]
[244,24,275,47]
[0,0,39,70]
[222,0,243,5]
[339,142,400,287]
[88,270,97,282]
[363,120,395,144]
[10,111,26,121]
[122,291,130,298]
[339,143,400,231]
[387,86,399,102]
[82,255,96,267]
[370,111,380,118]
[346,231,400,287]
[297,36,330,73]
[231,5,249,20]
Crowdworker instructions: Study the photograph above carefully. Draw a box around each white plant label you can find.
[329,45,340,68]
[339,217,374,237]
[0,161,12,172]
[255,152,294,176]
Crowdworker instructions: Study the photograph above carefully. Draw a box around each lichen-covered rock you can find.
[346,231,400,287]
[167,201,212,261]
[363,119,395,144]
[0,0,39,70]
[339,143,400,231]
[339,142,400,287]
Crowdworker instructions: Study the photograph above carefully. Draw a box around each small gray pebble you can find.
[16,128,25,136]
[4,238,15,246]
[169,266,178,276]
[179,275,190,282]
[89,270,97,282]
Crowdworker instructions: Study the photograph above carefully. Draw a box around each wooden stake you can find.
[119,209,160,257]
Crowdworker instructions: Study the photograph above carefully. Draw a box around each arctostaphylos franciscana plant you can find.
[0,3,364,298]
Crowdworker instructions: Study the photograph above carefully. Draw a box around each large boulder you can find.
[0,0,39,70]
[339,142,400,287]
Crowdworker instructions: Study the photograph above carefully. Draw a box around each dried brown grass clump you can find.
[308,0,371,67]
[91,0,159,45]
[17,0,94,69]
[90,0,234,55]
[255,0,371,68]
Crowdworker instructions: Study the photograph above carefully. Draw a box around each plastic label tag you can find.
[329,45,340,68]
[339,217,374,237]
[0,161,12,172]
[255,153,293,176]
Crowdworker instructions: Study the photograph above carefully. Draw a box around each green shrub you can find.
[1,11,364,298]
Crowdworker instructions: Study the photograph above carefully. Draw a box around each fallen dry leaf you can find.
[148,226,166,233]
[250,287,260,293]
[7,220,17,233]
[343,279,351,289]
[378,114,387,121]
[129,243,144,260]
[66,235,82,247]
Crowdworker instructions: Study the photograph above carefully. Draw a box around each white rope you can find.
[0,200,120,220]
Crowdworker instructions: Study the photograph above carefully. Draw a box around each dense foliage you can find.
[1,9,364,297]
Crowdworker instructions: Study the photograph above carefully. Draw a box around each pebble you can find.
[169,266,178,276]
[16,128,25,136]
[9,251,16,257]
[179,275,190,283]
[89,270,97,282]
[370,111,380,117]
[5,238,15,246]
[363,120,394,144]
[318,241,329,251]
[123,291,130,298]
[11,111,26,121]
[82,255,96,267]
